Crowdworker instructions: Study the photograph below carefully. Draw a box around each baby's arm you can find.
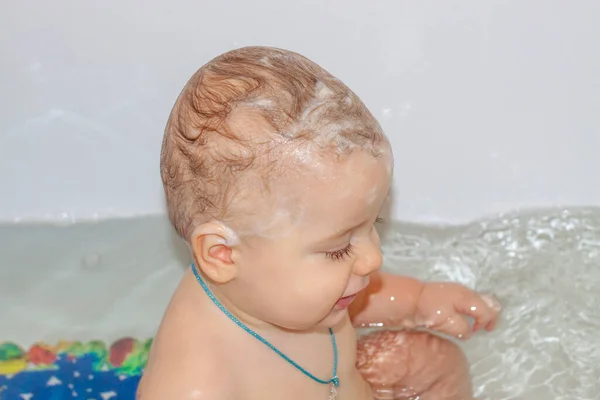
[350,272,499,399]
[349,271,501,339]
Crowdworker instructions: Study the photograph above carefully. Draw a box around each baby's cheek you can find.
[289,271,339,304]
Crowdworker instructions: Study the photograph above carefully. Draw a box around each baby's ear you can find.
[190,222,239,284]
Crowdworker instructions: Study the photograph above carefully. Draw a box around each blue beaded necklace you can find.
[191,263,340,393]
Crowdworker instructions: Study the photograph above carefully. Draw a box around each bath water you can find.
[1,207,598,399]
[379,207,600,400]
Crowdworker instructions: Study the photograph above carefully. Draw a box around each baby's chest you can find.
[233,367,370,400]
[228,330,371,400]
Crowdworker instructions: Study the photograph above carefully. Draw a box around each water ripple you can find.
[380,207,600,400]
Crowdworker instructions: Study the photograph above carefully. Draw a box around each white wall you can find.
[1,0,599,224]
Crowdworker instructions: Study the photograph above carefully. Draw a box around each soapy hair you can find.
[160,46,386,241]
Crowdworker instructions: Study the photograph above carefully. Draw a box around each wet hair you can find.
[160,46,386,241]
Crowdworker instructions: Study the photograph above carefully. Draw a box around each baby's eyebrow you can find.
[316,222,362,245]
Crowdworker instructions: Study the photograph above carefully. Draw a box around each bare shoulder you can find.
[137,368,232,400]
[137,330,233,400]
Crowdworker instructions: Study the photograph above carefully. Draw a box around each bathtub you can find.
[1,207,598,399]
[3,1,600,399]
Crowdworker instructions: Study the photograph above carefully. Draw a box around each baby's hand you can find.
[414,282,501,339]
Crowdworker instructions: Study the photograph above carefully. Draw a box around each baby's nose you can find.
[353,246,383,277]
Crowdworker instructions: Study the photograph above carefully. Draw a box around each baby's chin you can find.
[271,307,349,332]
[313,306,351,329]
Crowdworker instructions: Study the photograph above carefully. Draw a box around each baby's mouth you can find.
[334,294,357,309]
[335,280,369,309]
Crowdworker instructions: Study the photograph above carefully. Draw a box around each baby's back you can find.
[138,272,372,400]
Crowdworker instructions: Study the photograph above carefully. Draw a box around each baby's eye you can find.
[325,243,355,262]
[375,217,384,224]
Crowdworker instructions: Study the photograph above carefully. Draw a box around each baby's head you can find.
[161,46,393,330]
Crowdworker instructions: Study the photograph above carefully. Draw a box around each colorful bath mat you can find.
[0,338,151,399]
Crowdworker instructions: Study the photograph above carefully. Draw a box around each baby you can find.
[138,46,500,400]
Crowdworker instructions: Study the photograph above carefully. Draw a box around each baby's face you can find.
[227,147,393,330]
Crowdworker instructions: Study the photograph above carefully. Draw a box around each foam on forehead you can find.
[234,147,393,240]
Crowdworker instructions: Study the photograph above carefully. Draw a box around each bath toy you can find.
[84,340,109,370]
[138,338,153,367]
[27,342,57,367]
[61,341,84,360]
[0,342,27,375]
[108,337,147,375]
[109,337,136,368]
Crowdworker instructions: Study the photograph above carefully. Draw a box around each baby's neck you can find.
[179,268,328,339]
